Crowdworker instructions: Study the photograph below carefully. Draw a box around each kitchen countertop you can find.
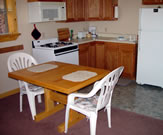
[72,36,137,45]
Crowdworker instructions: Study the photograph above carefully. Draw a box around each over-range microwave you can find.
[28,2,66,23]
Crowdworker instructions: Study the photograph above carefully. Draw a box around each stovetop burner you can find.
[56,41,73,45]
[40,43,57,48]
[40,41,73,48]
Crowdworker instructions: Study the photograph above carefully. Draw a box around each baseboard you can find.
[0,88,20,99]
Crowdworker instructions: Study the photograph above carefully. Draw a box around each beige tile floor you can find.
[79,80,163,120]
[113,80,163,120]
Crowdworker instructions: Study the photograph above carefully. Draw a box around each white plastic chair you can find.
[7,52,44,120]
[65,66,124,135]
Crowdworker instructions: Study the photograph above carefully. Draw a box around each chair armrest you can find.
[93,81,99,88]
[67,93,90,104]
[67,81,100,105]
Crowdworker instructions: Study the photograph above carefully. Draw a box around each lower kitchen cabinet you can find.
[105,42,119,71]
[79,41,137,79]
[105,42,137,79]
[118,43,137,79]
[79,42,96,67]
[79,41,104,68]
[88,42,96,67]
[79,43,90,66]
[95,41,105,69]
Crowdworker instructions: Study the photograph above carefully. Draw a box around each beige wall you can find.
[0,0,162,94]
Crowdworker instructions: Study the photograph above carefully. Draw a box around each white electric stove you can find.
[32,38,79,65]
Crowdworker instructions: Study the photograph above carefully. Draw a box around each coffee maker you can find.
[89,26,97,38]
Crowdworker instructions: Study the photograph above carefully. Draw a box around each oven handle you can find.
[54,49,79,56]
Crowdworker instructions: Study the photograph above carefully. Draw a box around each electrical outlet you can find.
[104,27,108,32]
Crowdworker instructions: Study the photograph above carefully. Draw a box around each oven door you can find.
[54,45,79,65]
[33,45,79,65]
[55,50,79,65]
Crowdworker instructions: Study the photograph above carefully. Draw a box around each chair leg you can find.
[64,105,70,133]
[20,93,23,112]
[106,107,111,128]
[26,93,37,120]
[37,95,42,103]
[90,114,97,135]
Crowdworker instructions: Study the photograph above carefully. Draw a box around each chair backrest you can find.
[90,66,124,113]
[7,52,37,72]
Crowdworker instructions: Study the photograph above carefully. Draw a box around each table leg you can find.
[58,109,85,133]
[35,88,85,132]
[35,88,65,122]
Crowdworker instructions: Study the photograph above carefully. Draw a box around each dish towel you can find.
[62,70,97,82]
[28,64,58,73]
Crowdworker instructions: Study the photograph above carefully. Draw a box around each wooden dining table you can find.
[8,61,109,132]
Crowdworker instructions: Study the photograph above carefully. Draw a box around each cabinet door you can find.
[66,0,75,21]
[118,43,137,79]
[74,0,85,21]
[88,42,96,67]
[142,0,163,4]
[95,42,105,69]
[79,43,89,66]
[66,0,117,21]
[66,0,85,21]
[159,0,163,3]
[105,42,119,71]
[28,0,65,2]
[102,0,114,20]
[85,0,102,20]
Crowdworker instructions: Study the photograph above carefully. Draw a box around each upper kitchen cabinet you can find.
[66,0,118,22]
[102,0,118,20]
[85,0,118,21]
[66,0,85,21]
[85,0,102,20]
[28,0,65,2]
[66,0,75,21]
[74,0,85,21]
[142,0,163,4]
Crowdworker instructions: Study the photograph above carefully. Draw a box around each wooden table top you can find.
[8,61,109,94]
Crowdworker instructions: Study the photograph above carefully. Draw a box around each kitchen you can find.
[1,0,163,134]
[0,0,163,98]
